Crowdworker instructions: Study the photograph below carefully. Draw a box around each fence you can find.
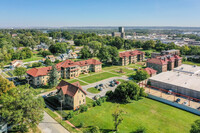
[139,81,200,116]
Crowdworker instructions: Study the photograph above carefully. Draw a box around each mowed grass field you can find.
[79,72,119,83]
[69,98,199,133]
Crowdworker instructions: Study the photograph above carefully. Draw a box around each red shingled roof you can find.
[26,59,102,77]
[147,54,182,65]
[56,80,87,97]
[144,67,157,75]
[119,50,144,58]
[147,58,167,65]
[26,66,52,77]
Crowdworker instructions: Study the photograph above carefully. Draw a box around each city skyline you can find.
[0,0,200,27]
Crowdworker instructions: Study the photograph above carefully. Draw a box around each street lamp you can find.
[60,96,64,122]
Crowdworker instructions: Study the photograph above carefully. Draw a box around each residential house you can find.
[26,59,102,87]
[56,80,87,110]
[119,50,145,66]
[37,43,49,51]
[10,60,23,69]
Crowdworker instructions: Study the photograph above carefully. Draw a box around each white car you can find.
[168,90,173,94]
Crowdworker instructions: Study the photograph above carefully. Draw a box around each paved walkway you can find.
[38,111,70,133]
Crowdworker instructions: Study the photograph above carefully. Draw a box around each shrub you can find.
[79,122,84,128]
[66,111,74,120]
[79,105,88,113]
[93,101,97,107]
[32,62,42,68]
[87,103,93,108]
[106,90,114,100]
[96,99,102,106]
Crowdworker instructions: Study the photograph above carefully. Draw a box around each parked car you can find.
[99,84,103,87]
[168,90,173,95]
[182,101,188,106]
[110,83,115,87]
[95,85,98,89]
[99,88,103,91]
[113,79,117,82]
[115,81,119,84]
[175,98,181,103]
[197,107,200,110]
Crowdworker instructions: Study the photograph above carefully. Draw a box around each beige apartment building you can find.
[119,50,145,66]
[26,59,102,87]
[56,80,87,110]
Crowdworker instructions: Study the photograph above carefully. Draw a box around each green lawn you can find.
[34,86,56,95]
[87,87,100,94]
[63,79,88,86]
[23,54,43,62]
[183,61,200,66]
[79,72,119,83]
[110,68,135,76]
[69,98,199,133]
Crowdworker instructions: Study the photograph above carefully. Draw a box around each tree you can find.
[49,42,68,54]
[97,46,111,63]
[44,58,52,66]
[38,50,52,57]
[0,85,44,132]
[90,126,100,133]
[80,45,92,59]
[142,40,155,50]
[0,75,15,96]
[32,62,42,68]
[88,41,102,57]
[14,67,26,79]
[190,119,200,133]
[48,65,59,87]
[113,81,146,102]
[112,107,124,131]
[108,46,119,65]
[111,37,124,49]
[132,69,149,82]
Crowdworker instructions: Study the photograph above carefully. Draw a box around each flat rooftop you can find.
[149,71,200,92]
[173,64,200,74]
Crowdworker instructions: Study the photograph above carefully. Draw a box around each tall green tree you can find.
[190,119,200,133]
[88,41,102,57]
[0,75,15,96]
[80,45,92,59]
[113,81,146,103]
[108,46,119,65]
[132,69,150,82]
[14,67,26,79]
[112,107,124,131]
[97,46,111,63]
[48,65,59,87]
[0,85,44,132]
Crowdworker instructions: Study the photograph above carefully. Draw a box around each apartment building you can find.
[26,59,102,87]
[119,50,145,66]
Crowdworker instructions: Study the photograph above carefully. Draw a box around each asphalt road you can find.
[38,111,70,133]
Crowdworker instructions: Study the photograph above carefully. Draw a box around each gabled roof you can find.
[26,66,52,77]
[119,50,144,58]
[147,58,167,65]
[144,67,157,75]
[26,59,102,77]
[56,80,87,97]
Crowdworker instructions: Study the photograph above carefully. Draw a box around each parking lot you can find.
[144,87,200,110]
[82,77,129,99]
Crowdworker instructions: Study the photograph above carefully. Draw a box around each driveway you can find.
[82,76,129,99]
[38,111,70,133]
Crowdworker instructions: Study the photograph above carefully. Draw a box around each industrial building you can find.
[148,64,200,99]
[112,27,125,38]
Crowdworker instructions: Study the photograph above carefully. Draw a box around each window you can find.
[82,95,83,97]
[37,77,39,80]
[83,99,84,102]
[79,100,81,104]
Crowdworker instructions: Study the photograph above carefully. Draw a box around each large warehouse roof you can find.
[149,71,200,92]
[173,64,200,74]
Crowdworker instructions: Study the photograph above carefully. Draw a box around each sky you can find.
[0,0,200,27]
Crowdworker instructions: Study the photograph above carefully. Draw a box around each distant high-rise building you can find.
[112,27,125,39]
[119,27,124,33]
